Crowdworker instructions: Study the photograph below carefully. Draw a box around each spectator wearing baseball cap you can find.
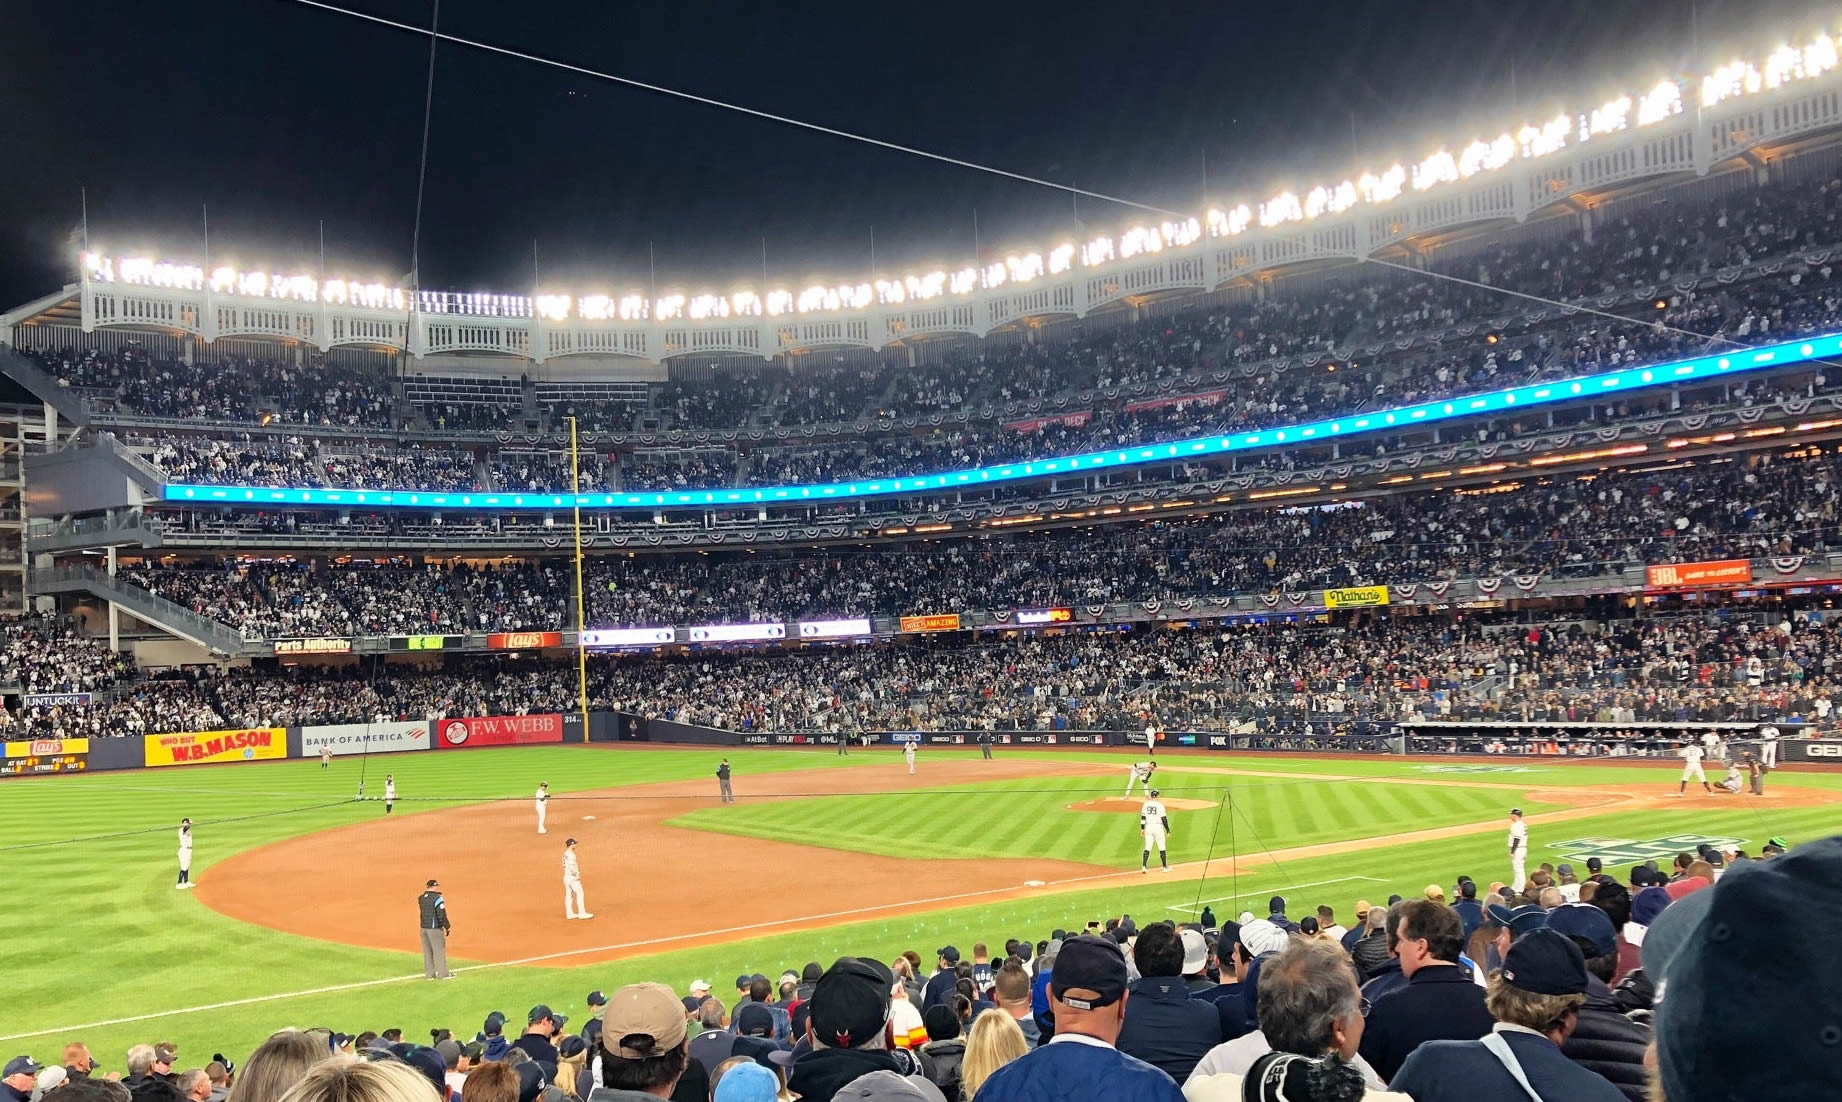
[1452,881,1485,941]
[1358,900,1493,1084]
[921,949,961,1013]
[783,958,943,1102]
[1584,881,1639,985]
[587,983,703,1102]
[5,1057,44,1102]
[972,935,1185,1102]
[580,992,609,1054]
[1178,929,1214,995]
[1642,833,1842,1102]
[1115,922,1221,1083]
[736,979,791,1045]
[1546,906,1650,1102]
[1341,902,1371,954]
[1390,929,1624,1102]
[512,1007,565,1070]
[1215,918,1291,1039]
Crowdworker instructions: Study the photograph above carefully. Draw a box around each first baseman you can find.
[384,774,397,814]
[562,838,592,920]
[1124,760,1157,797]
[904,740,917,775]
[176,817,194,888]
[1507,807,1527,892]
[536,782,549,834]
[1140,789,1169,873]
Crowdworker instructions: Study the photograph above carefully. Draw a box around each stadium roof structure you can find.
[10,33,1842,365]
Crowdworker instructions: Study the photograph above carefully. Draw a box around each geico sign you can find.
[1803,743,1842,757]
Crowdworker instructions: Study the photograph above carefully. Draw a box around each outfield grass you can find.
[5,746,1834,1070]
[667,771,1564,865]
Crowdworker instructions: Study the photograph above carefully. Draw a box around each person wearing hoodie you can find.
[1350,906,1393,987]
[481,1016,512,1063]
[1546,906,1650,1102]
[917,1006,967,1101]
[785,959,947,1102]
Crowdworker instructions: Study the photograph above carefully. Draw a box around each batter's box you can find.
[1548,834,1747,865]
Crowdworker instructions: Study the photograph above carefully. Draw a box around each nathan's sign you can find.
[899,614,961,634]
[436,713,564,748]
[145,728,286,767]
[1324,586,1390,609]
[486,631,563,650]
[273,637,352,656]
[1645,559,1752,589]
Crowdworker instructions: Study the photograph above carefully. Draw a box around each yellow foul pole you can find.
[569,416,590,741]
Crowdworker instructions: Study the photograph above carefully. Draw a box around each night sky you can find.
[0,0,1832,308]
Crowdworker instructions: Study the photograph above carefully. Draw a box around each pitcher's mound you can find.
[1068,796,1218,813]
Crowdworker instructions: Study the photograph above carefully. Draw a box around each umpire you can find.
[418,878,453,979]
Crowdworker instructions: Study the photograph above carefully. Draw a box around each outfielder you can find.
[904,739,917,775]
[536,782,549,834]
[1676,741,1712,796]
[1758,723,1780,769]
[562,837,592,920]
[1507,808,1527,892]
[176,817,194,889]
[1140,789,1170,873]
[320,743,331,769]
[384,774,397,814]
[1124,760,1157,797]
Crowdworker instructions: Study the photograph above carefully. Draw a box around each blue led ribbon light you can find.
[163,333,1841,512]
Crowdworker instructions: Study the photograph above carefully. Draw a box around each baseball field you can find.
[7,745,1839,1068]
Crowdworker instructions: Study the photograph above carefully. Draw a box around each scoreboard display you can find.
[0,738,89,776]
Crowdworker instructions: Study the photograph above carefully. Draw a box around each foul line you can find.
[1163,875,1386,914]
[0,860,1156,1042]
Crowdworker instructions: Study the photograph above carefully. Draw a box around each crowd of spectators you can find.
[5,603,1838,737]
[144,438,481,493]
[5,833,1827,1101]
[110,447,1842,635]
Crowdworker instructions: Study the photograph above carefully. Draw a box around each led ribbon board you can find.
[161,334,1841,513]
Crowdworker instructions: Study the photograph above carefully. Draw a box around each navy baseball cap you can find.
[586,990,607,1007]
[1486,902,1548,937]
[809,958,894,1049]
[1655,835,1842,1101]
[1501,929,1588,996]
[936,946,960,963]
[4,1057,43,1079]
[1546,904,1618,958]
[386,1044,446,1099]
[1049,935,1129,1010]
[513,1061,546,1102]
[733,1003,776,1039]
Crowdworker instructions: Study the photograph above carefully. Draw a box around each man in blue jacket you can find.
[1390,929,1624,1101]
[1358,899,1493,1083]
[1114,922,1221,1082]
[1452,879,1485,940]
[974,935,1185,1102]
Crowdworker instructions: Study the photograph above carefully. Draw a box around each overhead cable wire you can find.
[286,0,1181,216]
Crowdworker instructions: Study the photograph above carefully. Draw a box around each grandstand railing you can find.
[28,565,246,656]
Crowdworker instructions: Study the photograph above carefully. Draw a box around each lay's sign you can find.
[1324,586,1390,609]
[145,727,286,767]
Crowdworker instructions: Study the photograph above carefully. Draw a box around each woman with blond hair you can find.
[227,1031,332,1102]
[959,1008,1028,1099]
[275,1059,435,1102]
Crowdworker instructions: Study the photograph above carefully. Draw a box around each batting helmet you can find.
[1148,788,1160,798]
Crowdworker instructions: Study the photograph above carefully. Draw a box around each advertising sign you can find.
[1324,586,1390,609]
[687,623,786,643]
[435,713,564,749]
[390,634,466,651]
[581,628,675,647]
[273,638,353,656]
[20,692,91,708]
[899,614,962,633]
[1645,560,1752,589]
[1016,608,1073,625]
[798,618,872,639]
[301,721,431,757]
[486,631,564,650]
[145,728,286,767]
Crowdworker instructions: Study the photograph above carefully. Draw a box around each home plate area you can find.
[1067,795,1219,813]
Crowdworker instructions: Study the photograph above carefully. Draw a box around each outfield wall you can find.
[2,713,1835,778]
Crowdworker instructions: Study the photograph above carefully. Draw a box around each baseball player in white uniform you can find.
[1677,741,1712,796]
[384,774,397,815]
[1758,724,1780,769]
[176,817,194,889]
[1717,761,1744,793]
[1507,808,1527,892]
[904,740,917,775]
[536,782,549,834]
[320,744,331,769]
[1143,724,1160,757]
[1124,760,1157,797]
[562,837,592,919]
[1139,789,1170,873]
